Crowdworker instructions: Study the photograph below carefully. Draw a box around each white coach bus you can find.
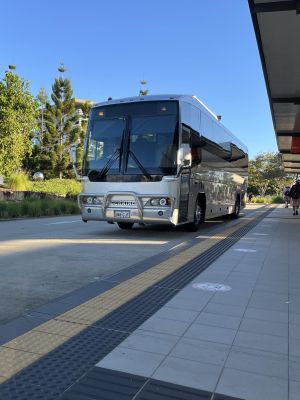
[77,95,248,231]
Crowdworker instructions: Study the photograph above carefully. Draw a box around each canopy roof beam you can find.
[253,0,300,14]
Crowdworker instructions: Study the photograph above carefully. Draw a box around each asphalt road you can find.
[0,205,261,326]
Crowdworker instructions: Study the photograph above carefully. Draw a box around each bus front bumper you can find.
[81,205,174,224]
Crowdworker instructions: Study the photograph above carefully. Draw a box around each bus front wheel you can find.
[186,199,205,232]
[117,222,134,230]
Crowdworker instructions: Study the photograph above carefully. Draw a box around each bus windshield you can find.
[83,101,179,179]
[127,114,178,175]
[84,117,125,176]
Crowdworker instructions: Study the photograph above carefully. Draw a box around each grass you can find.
[7,172,31,191]
[0,198,80,219]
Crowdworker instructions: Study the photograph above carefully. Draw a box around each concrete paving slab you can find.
[195,312,242,330]
[216,368,288,400]
[152,356,222,392]
[233,330,288,355]
[289,356,300,382]
[290,312,300,326]
[244,307,288,323]
[210,293,250,307]
[290,381,300,400]
[138,316,190,337]
[203,302,246,318]
[184,323,236,345]
[239,317,288,337]
[153,306,198,323]
[226,346,288,379]
[166,296,209,312]
[170,337,230,366]
[119,331,179,355]
[96,347,165,377]
[289,337,300,357]
[290,324,300,339]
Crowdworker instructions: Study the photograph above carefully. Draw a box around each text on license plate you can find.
[114,210,130,219]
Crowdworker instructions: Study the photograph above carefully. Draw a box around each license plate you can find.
[114,210,130,219]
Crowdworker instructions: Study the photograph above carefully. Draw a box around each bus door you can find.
[178,126,192,223]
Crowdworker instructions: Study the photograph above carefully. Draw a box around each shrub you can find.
[7,172,31,191]
[270,195,284,204]
[31,179,81,198]
[251,197,271,204]
[0,198,79,219]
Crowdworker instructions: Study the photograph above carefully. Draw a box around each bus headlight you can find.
[92,196,103,205]
[81,196,103,206]
[144,197,171,207]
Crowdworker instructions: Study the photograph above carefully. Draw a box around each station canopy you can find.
[249,0,300,173]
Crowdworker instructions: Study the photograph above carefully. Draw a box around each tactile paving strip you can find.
[60,367,147,400]
[60,367,215,399]
[0,208,272,399]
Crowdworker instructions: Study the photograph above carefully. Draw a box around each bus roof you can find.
[92,95,247,153]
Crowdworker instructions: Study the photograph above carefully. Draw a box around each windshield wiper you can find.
[128,150,152,180]
[88,148,121,181]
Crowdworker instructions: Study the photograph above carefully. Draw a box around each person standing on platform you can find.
[289,179,300,215]
[283,186,291,208]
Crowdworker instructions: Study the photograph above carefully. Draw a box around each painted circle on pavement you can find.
[192,282,232,292]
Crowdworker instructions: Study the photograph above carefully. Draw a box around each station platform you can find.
[0,205,299,400]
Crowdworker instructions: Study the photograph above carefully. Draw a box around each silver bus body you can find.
[78,95,248,228]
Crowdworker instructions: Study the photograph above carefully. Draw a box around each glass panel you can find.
[84,101,179,178]
[127,115,178,174]
[85,118,125,173]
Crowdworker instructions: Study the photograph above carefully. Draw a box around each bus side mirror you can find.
[177,145,192,169]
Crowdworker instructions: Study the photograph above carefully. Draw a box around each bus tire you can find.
[117,222,134,229]
[231,197,240,219]
[186,198,205,232]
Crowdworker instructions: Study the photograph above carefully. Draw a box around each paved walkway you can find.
[0,205,299,400]
[94,206,299,400]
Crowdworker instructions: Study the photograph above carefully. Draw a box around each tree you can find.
[248,152,288,197]
[76,101,92,172]
[36,88,48,143]
[0,67,38,177]
[42,65,80,179]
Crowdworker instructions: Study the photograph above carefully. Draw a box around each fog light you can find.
[158,211,163,216]
[150,198,159,206]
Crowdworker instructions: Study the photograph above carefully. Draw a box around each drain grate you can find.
[1,209,272,399]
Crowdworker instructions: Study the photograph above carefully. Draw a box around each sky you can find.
[0,0,277,158]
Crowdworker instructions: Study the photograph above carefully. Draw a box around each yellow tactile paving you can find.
[34,319,87,338]
[3,331,69,355]
[0,347,40,378]
[57,305,110,324]
[0,207,272,383]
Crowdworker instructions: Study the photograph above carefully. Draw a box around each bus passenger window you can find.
[191,131,202,164]
[182,126,190,144]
